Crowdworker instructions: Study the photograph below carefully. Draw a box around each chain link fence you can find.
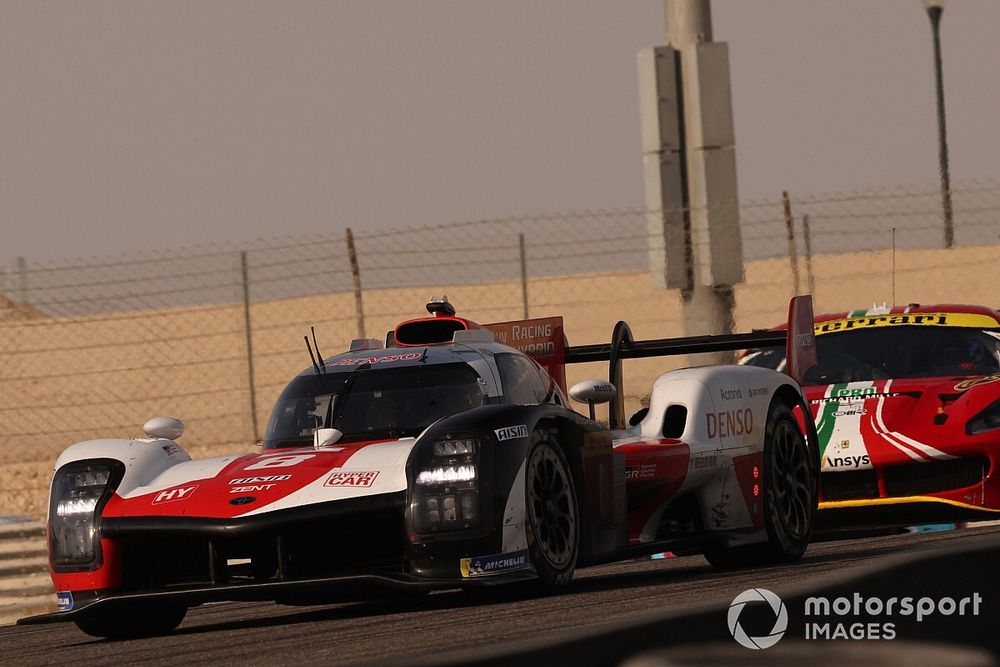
[2,180,999,517]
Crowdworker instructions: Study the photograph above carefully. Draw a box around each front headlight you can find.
[49,460,121,571]
[967,398,1000,436]
[413,436,480,533]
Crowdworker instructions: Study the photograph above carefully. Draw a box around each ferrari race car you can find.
[741,303,1000,528]
[22,297,820,638]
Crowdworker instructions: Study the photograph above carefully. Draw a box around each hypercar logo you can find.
[324,471,379,487]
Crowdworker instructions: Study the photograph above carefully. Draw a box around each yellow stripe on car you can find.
[820,496,1000,513]
[815,312,999,336]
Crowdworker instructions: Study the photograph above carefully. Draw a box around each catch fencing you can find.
[2,180,999,517]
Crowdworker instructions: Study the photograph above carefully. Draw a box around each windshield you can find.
[263,362,487,448]
[740,327,1000,385]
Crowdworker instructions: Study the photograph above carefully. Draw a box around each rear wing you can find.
[487,296,816,429]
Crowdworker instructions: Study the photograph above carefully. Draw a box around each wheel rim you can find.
[770,419,812,540]
[527,444,577,569]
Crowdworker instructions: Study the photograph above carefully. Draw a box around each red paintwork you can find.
[53,440,393,596]
[483,317,568,396]
[785,304,1000,516]
[786,295,818,383]
[105,440,391,520]
[806,376,1000,510]
[50,538,123,592]
[615,438,691,544]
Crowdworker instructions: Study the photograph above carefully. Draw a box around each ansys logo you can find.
[728,588,788,650]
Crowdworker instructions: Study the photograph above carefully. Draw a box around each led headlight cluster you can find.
[49,461,119,570]
[414,437,480,532]
[967,398,1000,435]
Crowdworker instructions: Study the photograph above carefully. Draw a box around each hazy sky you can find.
[3,0,999,265]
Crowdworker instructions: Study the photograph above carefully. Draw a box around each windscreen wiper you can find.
[329,361,371,429]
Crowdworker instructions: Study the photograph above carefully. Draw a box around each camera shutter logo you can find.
[728,588,788,650]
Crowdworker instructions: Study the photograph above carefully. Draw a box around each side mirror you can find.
[143,416,185,440]
[314,428,344,448]
[569,380,617,421]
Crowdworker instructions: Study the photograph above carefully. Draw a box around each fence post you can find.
[240,251,260,443]
[782,191,801,295]
[16,256,27,304]
[802,213,815,297]
[346,228,365,339]
[519,233,529,319]
[891,227,896,306]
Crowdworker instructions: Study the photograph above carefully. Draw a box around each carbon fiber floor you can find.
[8,526,999,666]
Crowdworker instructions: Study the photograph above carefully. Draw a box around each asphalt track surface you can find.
[7,526,1000,666]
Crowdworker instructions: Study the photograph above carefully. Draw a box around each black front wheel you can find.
[525,431,579,592]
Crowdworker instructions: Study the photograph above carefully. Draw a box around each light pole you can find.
[923,0,954,248]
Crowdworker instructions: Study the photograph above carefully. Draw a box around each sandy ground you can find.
[2,243,997,518]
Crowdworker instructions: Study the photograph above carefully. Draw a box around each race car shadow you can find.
[167,590,479,638]
[158,529,960,638]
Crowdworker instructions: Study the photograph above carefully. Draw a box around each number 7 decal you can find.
[245,454,317,470]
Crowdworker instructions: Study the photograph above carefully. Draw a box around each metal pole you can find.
[665,0,712,46]
[345,228,365,339]
[926,3,954,248]
[518,233,529,319]
[782,191,801,295]
[16,256,27,303]
[802,213,816,297]
[240,251,260,443]
[891,227,896,306]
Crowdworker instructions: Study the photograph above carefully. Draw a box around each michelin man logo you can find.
[728,588,788,650]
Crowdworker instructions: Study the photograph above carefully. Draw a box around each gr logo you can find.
[728,588,788,650]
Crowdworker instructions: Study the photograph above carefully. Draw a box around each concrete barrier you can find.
[0,518,54,625]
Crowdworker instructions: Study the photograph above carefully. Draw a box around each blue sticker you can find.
[460,549,530,578]
[56,591,74,612]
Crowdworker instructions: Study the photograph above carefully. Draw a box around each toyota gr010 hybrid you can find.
[22,297,820,638]
[741,304,1000,528]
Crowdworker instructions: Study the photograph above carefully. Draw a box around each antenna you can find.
[304,336,322,376]
[310,326,325,367]
[891,227,896,306]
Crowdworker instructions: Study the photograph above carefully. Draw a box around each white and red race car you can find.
[22,297,819,638]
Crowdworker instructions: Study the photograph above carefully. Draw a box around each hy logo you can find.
[728,588,788,650]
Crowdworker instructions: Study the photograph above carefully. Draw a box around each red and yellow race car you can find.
[741,304,1000,528]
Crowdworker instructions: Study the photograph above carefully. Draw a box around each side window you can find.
[496,354,549,405]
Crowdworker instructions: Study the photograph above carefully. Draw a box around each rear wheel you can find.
[74,604,187,639]
[704,402,816,569]
[525,431,579,591]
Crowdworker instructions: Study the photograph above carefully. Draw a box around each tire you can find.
[524,430,579,592]
[704,401,816,570]
[74,604,187,639]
